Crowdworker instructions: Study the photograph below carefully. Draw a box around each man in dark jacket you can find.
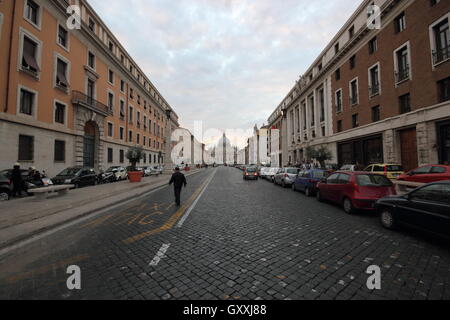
[11,163,23,198]
[169,167,187,206]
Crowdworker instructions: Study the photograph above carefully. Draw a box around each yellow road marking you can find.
[123,177,210,244]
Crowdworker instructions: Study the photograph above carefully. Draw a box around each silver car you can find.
[259,167,271,179]
[264,168,279,182]
[274,168,300,187]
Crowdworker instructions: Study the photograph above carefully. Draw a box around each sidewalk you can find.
[0,169,203,250]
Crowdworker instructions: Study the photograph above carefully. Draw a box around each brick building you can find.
[0,0,179,176]
[270,0,450,170]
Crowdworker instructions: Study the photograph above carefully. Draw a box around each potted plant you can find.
[126,146,145,183]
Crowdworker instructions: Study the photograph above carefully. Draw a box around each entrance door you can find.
[83,134,95,168]
[440,124,450,164]
[399,128,418,172]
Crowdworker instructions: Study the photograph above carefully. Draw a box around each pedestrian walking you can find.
[169,167,187,206]
[11,163,23,198]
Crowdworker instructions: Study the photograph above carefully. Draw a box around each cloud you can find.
[88,0,361,147]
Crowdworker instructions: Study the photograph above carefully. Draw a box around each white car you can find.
[259,167,271,179]
[265,168,280,182]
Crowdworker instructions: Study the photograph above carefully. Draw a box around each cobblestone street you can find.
[0,167,449,300]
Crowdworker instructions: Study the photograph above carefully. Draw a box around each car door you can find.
[336,173,352,203]
[398,184,450,235]
[406,166,432,183]
[428,166,447,183]
[80,169,91,186]
[322,173,340,200]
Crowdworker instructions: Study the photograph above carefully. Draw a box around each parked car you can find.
[375,181,450,239]
[0,174,12,201]
[339,164,357,172]
[99,167,123,183]
[265,168,279,182]
[274,168,300,187]
[397,164,450,183]
[0,168,46,194]
[365,164,405,180]
[316,172,397,214]
[52,167,98,188]
[293,169,328,197]
[243,167,259,180]
[259,167,271,179]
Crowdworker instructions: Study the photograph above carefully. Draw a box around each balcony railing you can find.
[395,65,410,83]
[369,84,380,97]
[72,91,112,116]
[433,45,450,65]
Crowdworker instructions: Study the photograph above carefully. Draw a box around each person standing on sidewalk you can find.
[169,167,187,206]
[11,163,23,198]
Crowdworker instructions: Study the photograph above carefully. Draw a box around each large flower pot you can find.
[128,171,142,183]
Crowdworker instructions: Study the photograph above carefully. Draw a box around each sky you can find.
[89,0,362,149]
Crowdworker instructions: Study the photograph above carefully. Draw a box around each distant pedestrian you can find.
[169,167,187,206]
[11,163,23,198]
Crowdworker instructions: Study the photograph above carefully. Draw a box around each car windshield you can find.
[356,174,393,187]
[57,168,80,176]
[387,165,403,172]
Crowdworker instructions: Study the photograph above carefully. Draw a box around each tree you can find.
[306,146,333,169]
[126,146,144,171]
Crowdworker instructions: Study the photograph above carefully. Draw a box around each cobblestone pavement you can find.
[0,167,449,300]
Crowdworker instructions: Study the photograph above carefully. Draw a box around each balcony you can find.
[72,91,112,117]
[395,65,410,84]
[433,45,450,65]
[369,84,380,97]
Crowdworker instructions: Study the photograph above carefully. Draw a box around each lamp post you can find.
[163,109,174,173]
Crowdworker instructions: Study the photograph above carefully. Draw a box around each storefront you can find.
[337,134,383,167]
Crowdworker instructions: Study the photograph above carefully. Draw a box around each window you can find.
[334,42,340,54]
[319,89,325,122]
[144,116,147,130]
[87,78,95,100]
[107,123,113,137]
[120,150,124,163]
[335,68,341,81]
[19,88,35,115]
[54,102,65,124]
[395,44,410,83]
[88,17,96,32]
[350,78,358,105]
[137,111,141,128]
[369,64,380,96]
[107,148,113,163]
[108,41,114,52]
[54,140,65,162]
[129,106,133,123]
[57,25,68,49]
[430,0,441,6]
[119,127,124,140]
[349,25,355,38]
[120,100,125,120]
[56,58,69,89]
[22,35,40,74]
[352,114,359,128]
[335,90,343,113]
[369,37,377,54]
[128,130,133,142]
[108,70,114,84]
[88,51,95,69]
[394,12,406,33]
[120,80,125,92]
[410,184,450,204]
[137,134,140,145]
[372,106,380,122]
[432,18,450,65]
[18,135,34,161]
[337,120,343,133]
[399,93,411,114]
[108,92,114,111]
[349,55,356,69]
[130,88,134,99]
[437,77,450,102]
[24,0,40,27]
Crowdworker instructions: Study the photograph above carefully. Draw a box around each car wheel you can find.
[305,187,311,197]
[380,208,397,230]
[74,183,80,189]
[316,190,323,202]
[343,198,355,214]
[0,190,10,201]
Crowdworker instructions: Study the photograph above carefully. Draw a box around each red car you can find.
[397,165,450,183]
[316,171,397,214]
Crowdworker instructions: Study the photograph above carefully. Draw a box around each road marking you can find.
[149,243,170,267]
[176,169,216,228]
[123,169,217,244]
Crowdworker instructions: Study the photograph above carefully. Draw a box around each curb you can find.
[0,169,205,254]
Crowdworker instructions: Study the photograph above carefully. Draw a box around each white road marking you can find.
[176,169,216,228]
[149,243,171,267]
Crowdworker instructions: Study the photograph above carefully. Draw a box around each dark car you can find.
[52,167,98,188]
[293,169,328,197]
[243,167,258,180]
[316,172,397,214]
[375,181,450,239]
[0,174,12,201]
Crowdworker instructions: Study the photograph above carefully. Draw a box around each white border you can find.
[53,52,71,92]
[107,89,115,112]
[108,68,115,86]
[53,99,68,126]
[17,84,38,119]
[429,12,450,69]
[393,41,412,86]
[107,121,114,138]
[0,12,4,42]
[335,88,343,114]
[368,62,381,98]
[87,49,96,71]
[18,27,42,79]
[23,0,42,31]
[56,23,70,52]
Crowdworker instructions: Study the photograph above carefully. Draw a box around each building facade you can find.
[268,0,450,170]
[0,0,179,177]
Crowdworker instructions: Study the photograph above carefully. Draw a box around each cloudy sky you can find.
[89,0,361,148]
